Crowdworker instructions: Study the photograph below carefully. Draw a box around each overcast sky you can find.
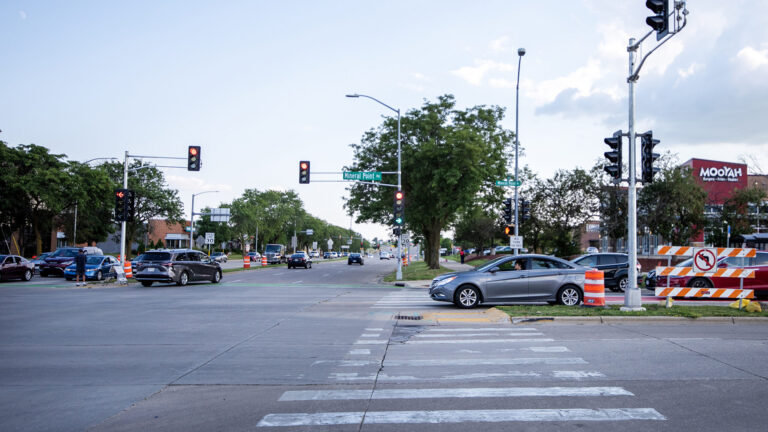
[2,0,767,241]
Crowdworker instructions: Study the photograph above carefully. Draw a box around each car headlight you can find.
[435,276,457,287]
[86,269,95,275]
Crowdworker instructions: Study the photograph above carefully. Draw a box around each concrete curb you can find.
[508,315,768,323]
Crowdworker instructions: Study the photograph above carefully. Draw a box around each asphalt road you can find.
[1,258,767,431]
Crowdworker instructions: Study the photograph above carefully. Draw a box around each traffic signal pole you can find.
[120,151,128,263]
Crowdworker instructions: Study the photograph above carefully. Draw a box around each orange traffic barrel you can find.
[124,261,133,279]
[261,256,267,267]
[244,255,251,269]
[583,269,605,307]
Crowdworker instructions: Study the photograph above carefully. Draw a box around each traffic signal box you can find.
[640,131,660,184]
[503,198,513,224]
[646,0,669,40]
[603,130,623,181]
[114,189,135,222]
[393,190,404,226]
[187,146,201,171]
[299,161,310,184]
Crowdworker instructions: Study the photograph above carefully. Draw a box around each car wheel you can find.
[141,281,153,287]
[557,285,583,306]
[212,271,221,283]
[22,269,33,281]
[616,277,628,292]
[688,278,713,289]
[454,285,481,309]
[177,271,189,286]
[95,270,103,281]
[287,265,292,269]
[307,263,311,269]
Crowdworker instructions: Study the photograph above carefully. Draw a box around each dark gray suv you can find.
[133,249,222,287]
[570,253,642,292]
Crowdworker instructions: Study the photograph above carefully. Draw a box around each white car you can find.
[380,252,391,260]
[586,247,599,254]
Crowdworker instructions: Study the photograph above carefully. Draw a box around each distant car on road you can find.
[64,255,119,281]
[39,247,103,277]
[380,252,391,260]
[211,252,228,263]
[348,253,364,265]
[133,249,222,287]
[0,255,35,282]
[287,252,312,269]
[586,246,599,254]
[429,254,585,309]
[245,251,261,263]
[29,252,52,274]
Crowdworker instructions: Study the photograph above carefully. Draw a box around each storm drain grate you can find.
[394,314,423,320]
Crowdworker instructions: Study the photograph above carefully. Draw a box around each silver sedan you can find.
[429,254,586,308]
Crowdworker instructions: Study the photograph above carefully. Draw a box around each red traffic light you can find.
[116,191,125,198]
[300,162,308,170]
[189,147,198,156]
[395,191,404,200]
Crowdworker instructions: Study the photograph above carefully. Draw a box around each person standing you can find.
[460,248,465,264]
[74,248,87,286]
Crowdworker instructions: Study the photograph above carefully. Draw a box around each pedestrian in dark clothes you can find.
[460,249,465,264]
[75,248,87,286]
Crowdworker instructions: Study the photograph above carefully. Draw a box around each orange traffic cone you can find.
[244,255,251,269]
[583,270,605,307]
[123,260,133,279]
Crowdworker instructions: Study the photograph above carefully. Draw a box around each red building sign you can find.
[681,158,748,205]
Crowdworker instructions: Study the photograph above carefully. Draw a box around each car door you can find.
[197,252,216,279]
[528,258,573,299]
[185,252,204,281]
[598,255,619,285]
[484,258,529,301]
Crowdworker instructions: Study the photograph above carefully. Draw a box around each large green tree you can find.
[345,95,513,269]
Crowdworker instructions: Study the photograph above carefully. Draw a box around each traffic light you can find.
[393,227,401,236]
[641,131,660,183]
[299,161,310,184]
[646,0,669,40]
[125,190,135,222]
[504,225,513,236]
[521,200,531,221]
[603,130,623,181]
[187,146,201,171]
[115,189,127,221]
[393,190,404,226]
[503,198,513,224]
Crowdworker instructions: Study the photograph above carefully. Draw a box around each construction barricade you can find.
[123,260,133,279]
[583,270,606,307]
[244,256,250,269]
[655,245,756,309]
[261,256,267,267]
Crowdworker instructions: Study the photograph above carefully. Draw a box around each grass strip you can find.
[382,261,455,282]
[497,304,768,318]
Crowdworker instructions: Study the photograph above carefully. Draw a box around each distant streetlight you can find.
[513,47,525,254]
[190,191,219,249]
[346,93,403,281]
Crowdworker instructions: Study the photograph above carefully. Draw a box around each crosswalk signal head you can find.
[187,146,201,171]
[299,161,310,184]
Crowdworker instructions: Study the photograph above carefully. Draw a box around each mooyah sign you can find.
[699,166,743,182]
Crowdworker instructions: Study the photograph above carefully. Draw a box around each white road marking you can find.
[354,339,388,345]
[415,333,544,338]
[406,338,554,344]
[521,346,570,352]
[349,349,370,355]
[329,371,541,381]
[365,328,384,331]
[428,327,538,332]
[360,333,380,337]
[292,280,303,284]
[333,357,587,367]
[322,273,331,277]
[279,386,633,401]
[257,408,665,426]
[553,371,606,378]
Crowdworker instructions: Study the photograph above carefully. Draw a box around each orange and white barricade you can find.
[123,260,133,279]
[583,270,606,307]
[261,256,267,267]
[656,246,756,258]
[244,256,250,269]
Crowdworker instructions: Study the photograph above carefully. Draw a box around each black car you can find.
[133,249,222,287]
[348,253,364,265]
[0,255,35,282]
[39,247,102,277]
[287,252,312,269]
[570,253,642,292]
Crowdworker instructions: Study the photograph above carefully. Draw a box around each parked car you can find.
[64,255,119,281]
[287,252,312,269]
[0,255,35,281]
[39,247,103,277]
[348,253,364,265]
[654,252,768,298]
[430,254,585,308]
[330,252,338,258]
[245,251,261,263]
[380,252,391,260]
[323,252,331,259]
[586,247,599,254]
[29,252,52,274]
[211,252,228,263]
[133,249,222,287]
[570,253,642,292]
[309,251,319,258]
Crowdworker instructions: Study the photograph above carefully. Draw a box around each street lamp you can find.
[513,47,525,254]
[347,93,403,281]
[190,190,219,249]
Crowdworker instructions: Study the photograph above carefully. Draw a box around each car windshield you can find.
[350,254,360,257]
[0,255,6,262]
[142,252,172,261]
[291,253,305,258]
[51,249,79,258]
[86,256,105,265]
[265,245,282,253]
[476,256,514,272]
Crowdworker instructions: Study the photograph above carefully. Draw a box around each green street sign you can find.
[496,180,522,187]
[343,171,382,181]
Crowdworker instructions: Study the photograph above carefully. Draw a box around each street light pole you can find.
[513,48,525,254]
[190,190,219,249]
[347,93,403,280]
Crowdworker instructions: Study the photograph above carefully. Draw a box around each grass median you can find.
[382,261,455,282]
[497,303,768,318]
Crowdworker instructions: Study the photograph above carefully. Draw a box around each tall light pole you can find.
[190,190,219,249]
[347,93,403,280]
[513,48,525,254]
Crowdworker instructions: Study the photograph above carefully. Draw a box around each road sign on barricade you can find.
[654,287,754,299]
[655,267,755,279]
[656,246,756,258]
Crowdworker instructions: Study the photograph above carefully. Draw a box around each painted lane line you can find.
[348,349,370,355]
[406,338,554,344]
[257,408,666,426]
[415,333,544,338]
[353,339,388,345]
[279,386,633,401]
[360,333,380,338]
[329,371,541,381]
[365,328,384,331]
[322,273,331,277]
[553,371,606,378]
[522,346,570,352]
[428,327,538,332]
[331,357,587,367]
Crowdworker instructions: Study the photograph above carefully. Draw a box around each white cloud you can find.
[452,60,515,86]
[489,36,509,52]
[736,46,768,70]
[18,10,27,20]
[676,62,700,79]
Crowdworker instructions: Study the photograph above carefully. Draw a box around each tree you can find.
[453,208,498,255]
[638,166,707,246]
[57,162,115,245]
[193,205,234,251]
[345,95,513,268]
[706,186,768,246]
